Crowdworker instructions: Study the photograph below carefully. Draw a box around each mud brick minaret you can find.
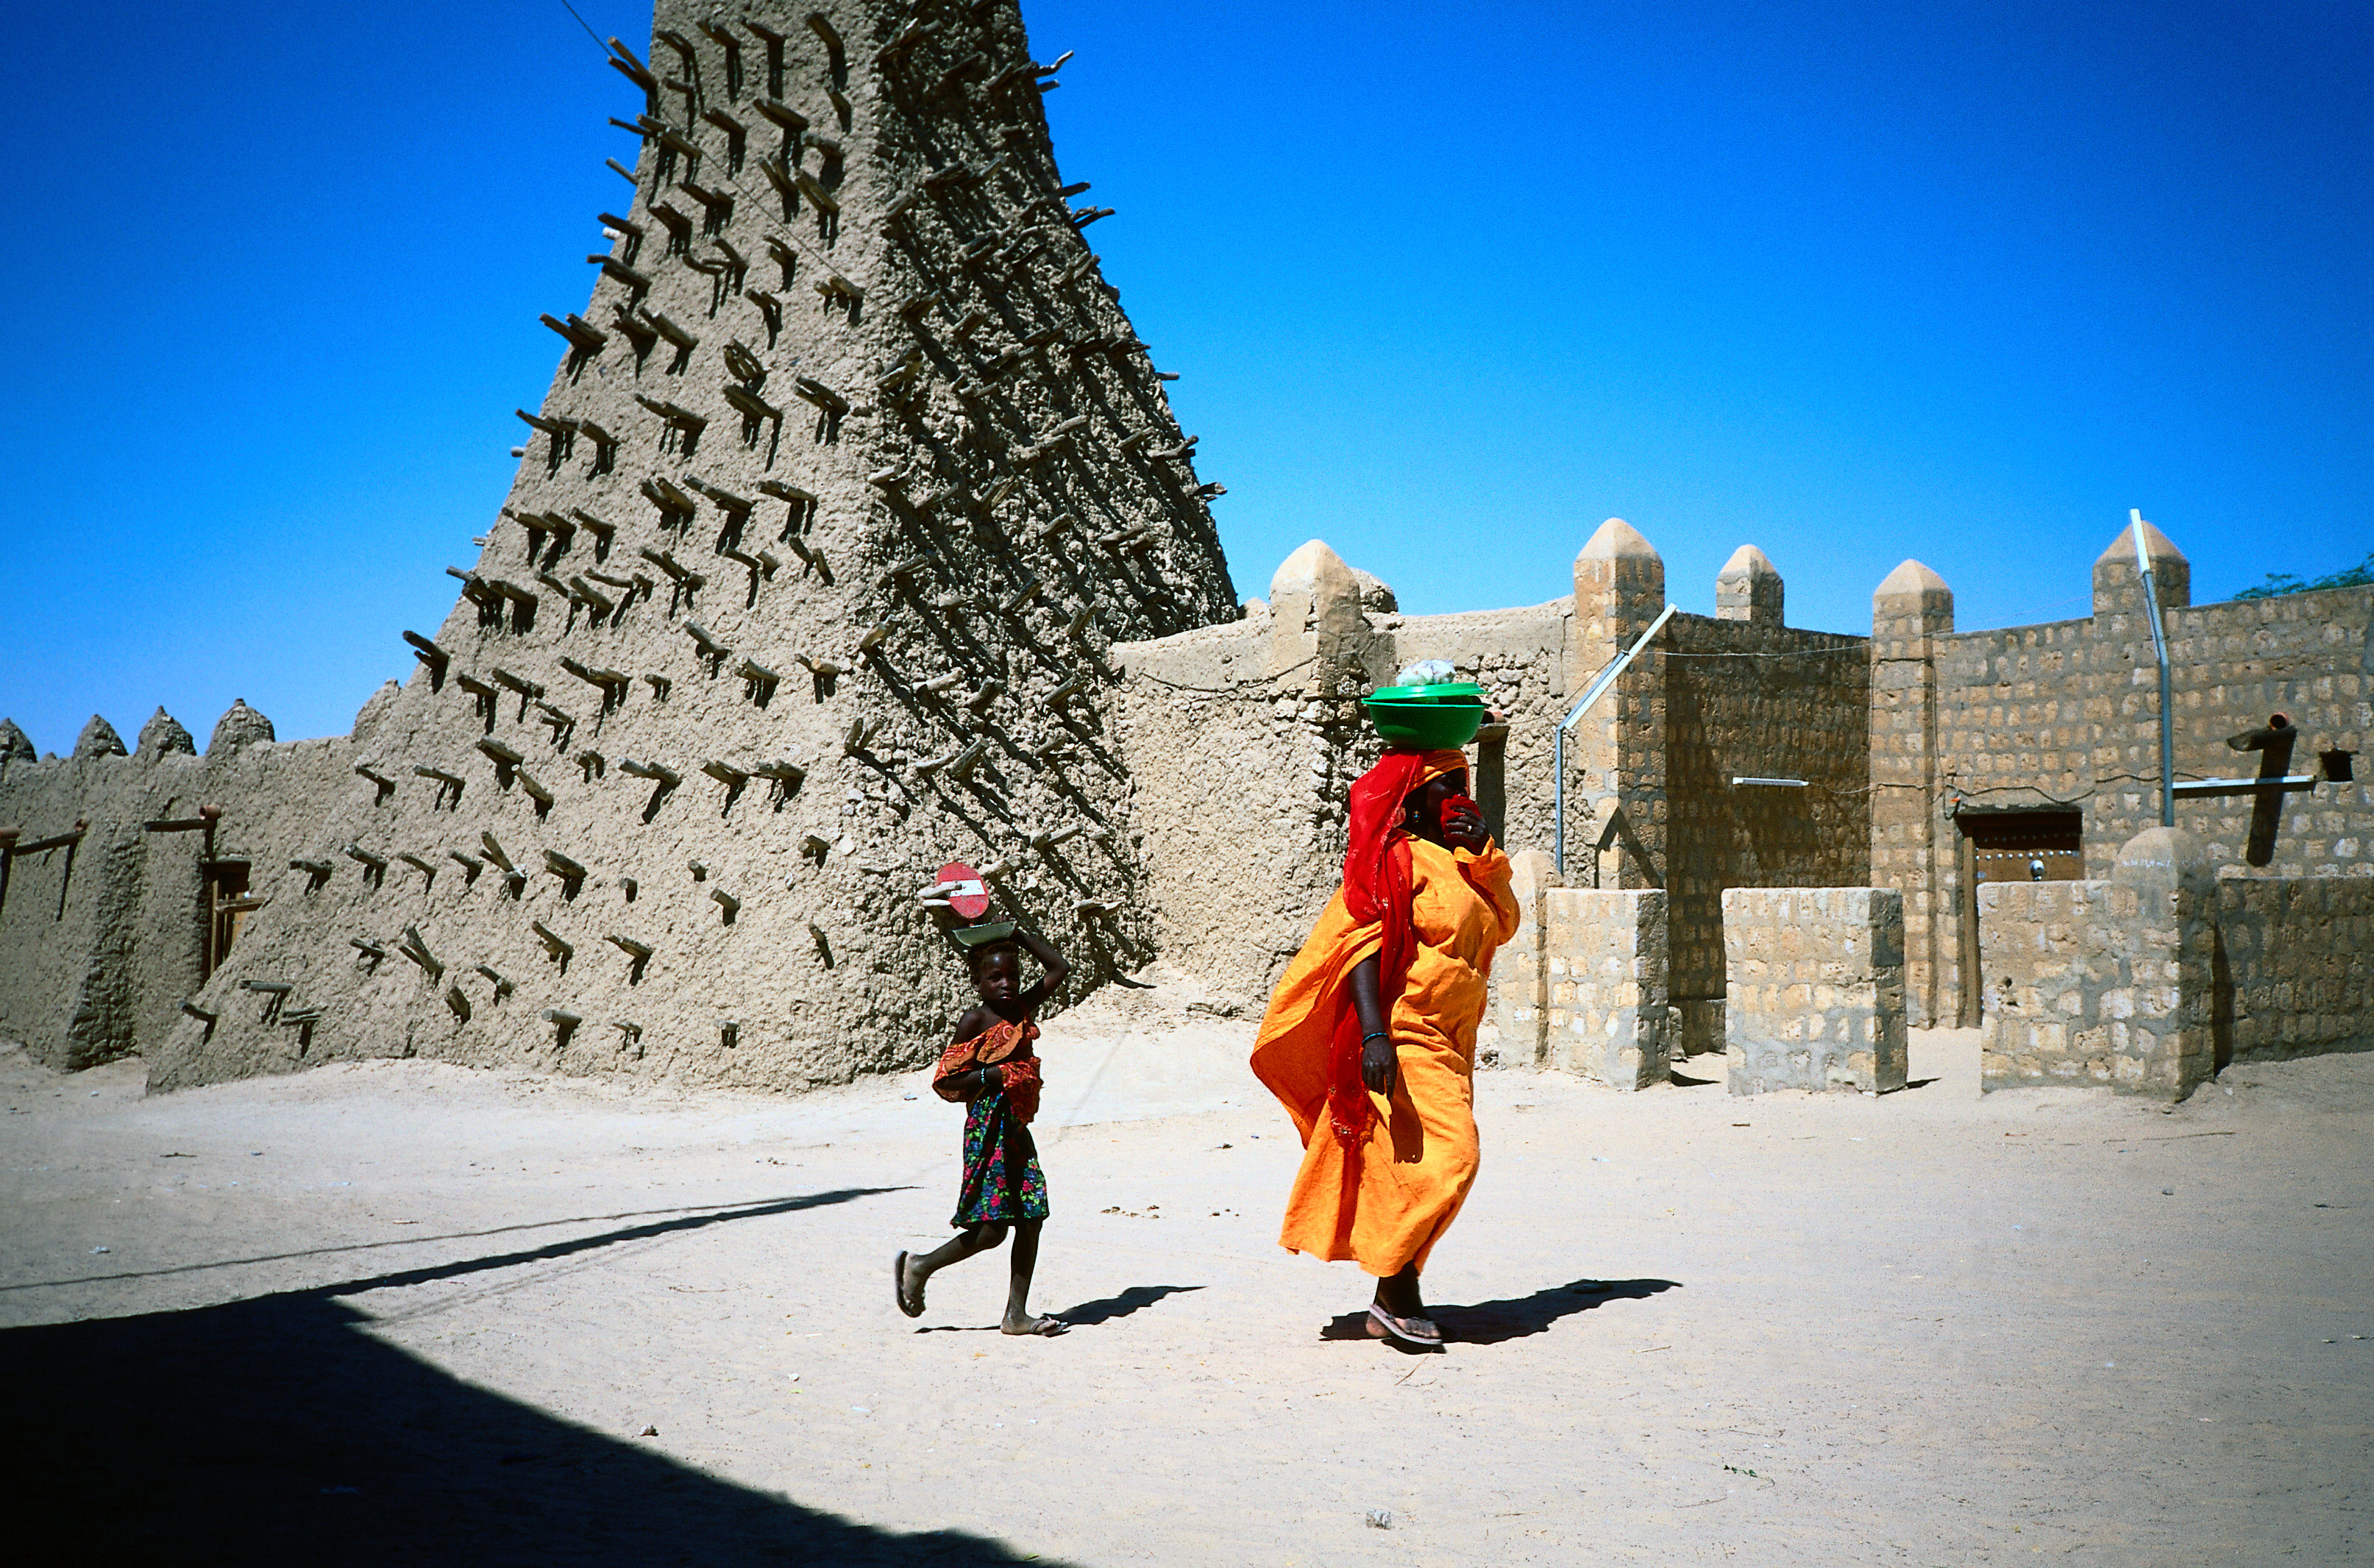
[153,0,1239,1090]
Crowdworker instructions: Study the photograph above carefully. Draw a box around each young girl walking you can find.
[893,923,1070,1336]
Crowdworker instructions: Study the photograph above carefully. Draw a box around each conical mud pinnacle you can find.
[154,0,1237,1092]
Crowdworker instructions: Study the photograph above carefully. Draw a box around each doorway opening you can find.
[1955,810,2083,1026]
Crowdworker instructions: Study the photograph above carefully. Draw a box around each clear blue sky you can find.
[1,0,2365,751]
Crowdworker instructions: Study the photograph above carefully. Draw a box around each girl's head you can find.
[968,942,1023,1004]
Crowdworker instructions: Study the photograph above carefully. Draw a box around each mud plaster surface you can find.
[4,996,2367,1566]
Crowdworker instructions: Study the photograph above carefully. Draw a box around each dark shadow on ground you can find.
[4,1191,911,1294]
[1668,1068,1722,1087]
[914,1284,1203,1334]
[4,1187,1056,1566]
[1053,1283,1201,1327]
[1318,1277,1682,1350]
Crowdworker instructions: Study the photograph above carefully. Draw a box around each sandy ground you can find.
[3,983,2368,1567]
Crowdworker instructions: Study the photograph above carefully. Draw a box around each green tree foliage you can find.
[2233,552,2374,600]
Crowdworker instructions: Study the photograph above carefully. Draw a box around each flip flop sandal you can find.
[1003,1315,1069,1336]
[1366,1303,1442,1348]
[894,1251,925,1319]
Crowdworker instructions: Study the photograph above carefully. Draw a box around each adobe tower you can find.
[151,0,1238,1091]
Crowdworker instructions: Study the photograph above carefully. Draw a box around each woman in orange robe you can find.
[1251,746,1519,1347]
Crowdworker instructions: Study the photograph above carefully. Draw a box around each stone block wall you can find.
[1977,828,2213,1095]
[2209,878,2374,1066]
[1540,887,1668,1090]
[1661,612,1871,1053]
[1722,887,1906,1094]
[1476,850,1557,1069]
[1874,524,2374,1030]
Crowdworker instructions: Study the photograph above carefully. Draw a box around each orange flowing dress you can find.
[1252,835,1519,1276]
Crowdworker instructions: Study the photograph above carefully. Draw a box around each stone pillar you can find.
[1977,827,2212,1097]
[1715,544,1784,625]
[1479,849,1560,1069]
[2091,519,2190,621]
[1869,560,1953,1027]
[1568,520,1667,893]
[1265,539,1396,694]
[1542,886,1668,1090]
[2090,521,2192,865]
[2105,826,2214,1096]
[1722,887,1907,1095]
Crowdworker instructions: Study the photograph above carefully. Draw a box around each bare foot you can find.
[1001,1314,1068,1336]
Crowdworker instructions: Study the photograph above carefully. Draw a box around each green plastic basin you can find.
[1364,681,1486,749]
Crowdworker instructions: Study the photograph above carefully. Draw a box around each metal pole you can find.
[1554,602,1677,876]
[2131,510,2175,827]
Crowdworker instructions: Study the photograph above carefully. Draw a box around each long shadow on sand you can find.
[1056,1283,1203,1326]
[4,1191,912,1295]
[1320,1277,1682,1349]
[4,1187,1065,1566]
[912,1283,1204,1333]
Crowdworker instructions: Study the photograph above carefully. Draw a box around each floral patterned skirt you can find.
[950,1087,1049,1227]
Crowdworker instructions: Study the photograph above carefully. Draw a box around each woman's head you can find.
[1400,767,1471,846]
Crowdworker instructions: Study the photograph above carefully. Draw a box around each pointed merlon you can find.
[136,708,196,757]
[73,715,127,759]
[1715,545,1785,626]
[2092,516,2191,615]
[1578,517,1659,561]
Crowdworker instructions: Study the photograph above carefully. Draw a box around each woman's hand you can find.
[1442,796,1489,853]
[1360,1032,1399,1097]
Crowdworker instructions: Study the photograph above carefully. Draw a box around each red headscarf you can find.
[1326,747,1469,1143]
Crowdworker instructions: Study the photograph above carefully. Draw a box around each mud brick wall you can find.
[2209,879,2374,1066]
[1722,886,1905,1095]
[1661,613,1870,1054]
[1539,887,1668,1090]
[0,718,355,1071]
[1115,539,1577,1010]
